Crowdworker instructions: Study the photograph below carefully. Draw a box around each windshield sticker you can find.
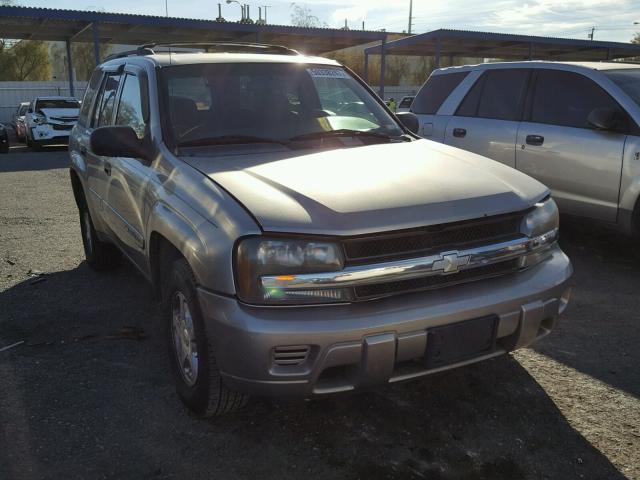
[306,67,350,79]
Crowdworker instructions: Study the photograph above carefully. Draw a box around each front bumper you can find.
[198,246,572,396]
[30,125,72,142]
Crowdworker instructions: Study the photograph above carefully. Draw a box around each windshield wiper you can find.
[177,135,289,148]
[288,129,410,142]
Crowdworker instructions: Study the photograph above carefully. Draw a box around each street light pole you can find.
[226,0,244,20]
[408,0,413,34]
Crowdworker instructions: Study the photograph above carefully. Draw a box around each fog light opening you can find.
[559,287,572,314]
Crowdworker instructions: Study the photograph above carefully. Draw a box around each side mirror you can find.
[587,107,621,131]
[396,112,420,134]
[90,126,149,160]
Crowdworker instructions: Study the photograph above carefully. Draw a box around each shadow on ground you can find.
[0,257,627,479]
[0,146,70,173]
[540,220,640,398]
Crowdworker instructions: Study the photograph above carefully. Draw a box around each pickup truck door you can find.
[102,68,151,269]
[443,69,530,169]
[515,69,625,222]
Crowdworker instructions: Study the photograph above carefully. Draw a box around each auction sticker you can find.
[306,67,351,79]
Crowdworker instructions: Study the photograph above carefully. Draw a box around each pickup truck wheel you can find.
[79,208,121,270]
[165,258,249,417]
[30,139,42,152]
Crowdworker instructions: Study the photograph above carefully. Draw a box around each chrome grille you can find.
[354,259,520,300]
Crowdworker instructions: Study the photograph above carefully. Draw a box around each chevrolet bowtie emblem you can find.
[433,252,470,274]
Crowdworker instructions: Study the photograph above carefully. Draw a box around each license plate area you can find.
[425,315,498,369]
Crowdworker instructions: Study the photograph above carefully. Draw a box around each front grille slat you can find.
[273,345,311,366]
[354,259,520,300]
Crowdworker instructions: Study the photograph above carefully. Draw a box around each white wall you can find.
[0,81,87,123]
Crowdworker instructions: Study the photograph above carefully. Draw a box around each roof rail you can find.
[102,42,300,63]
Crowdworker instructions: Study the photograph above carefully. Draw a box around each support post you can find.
[92,22,101,65]
[364,52,369,82]
[379,36,386,99]
[65,39,75,98]
[606,48,612,60]
[528,42,533,60]
[434,36,441,68]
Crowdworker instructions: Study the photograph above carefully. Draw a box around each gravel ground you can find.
[0,148,638,480]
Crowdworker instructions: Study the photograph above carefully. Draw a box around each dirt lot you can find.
[0,148,638,480]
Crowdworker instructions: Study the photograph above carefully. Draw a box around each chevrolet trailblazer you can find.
[68,43,572,416]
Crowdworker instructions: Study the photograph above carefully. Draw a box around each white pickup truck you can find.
[25,96,80,150]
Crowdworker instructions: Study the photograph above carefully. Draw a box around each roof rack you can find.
[104,42,300,61]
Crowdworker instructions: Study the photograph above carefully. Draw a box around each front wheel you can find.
[79,207,121,270]
[165,258,248,417]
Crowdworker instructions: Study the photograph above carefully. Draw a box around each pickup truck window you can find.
[412,72,468,115]
[35,99,79,110]
[93,74,122,128]
[531,70,619,129]
[116,74,147,139]
[162,63,403,146]
[456,69,529,121]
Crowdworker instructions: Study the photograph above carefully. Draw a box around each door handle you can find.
[453,128,467,138]
[104,162,112,176]
[525,134,544,146]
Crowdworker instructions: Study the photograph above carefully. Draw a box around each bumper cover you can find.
[198,246,572,396]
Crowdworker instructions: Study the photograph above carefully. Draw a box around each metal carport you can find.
[364,29,640,96]
[0,6,388,98]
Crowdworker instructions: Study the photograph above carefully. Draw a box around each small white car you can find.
[25,96,80,150]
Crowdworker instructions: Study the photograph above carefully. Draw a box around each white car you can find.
[25,96,80,150]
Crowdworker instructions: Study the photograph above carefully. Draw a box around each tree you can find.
[50,42,112,81]
[290,3,326,28]
[0,40,51,80]
[632,32,640,44]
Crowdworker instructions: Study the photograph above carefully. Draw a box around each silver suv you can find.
[412,61,640,235]
[68,43,572,416]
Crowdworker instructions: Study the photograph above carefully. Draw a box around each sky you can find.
[15,0,640,42]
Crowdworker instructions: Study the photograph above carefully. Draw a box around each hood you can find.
[38,108,79,120]
[182,139,548,236]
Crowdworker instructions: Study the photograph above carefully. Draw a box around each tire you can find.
[164,258,249,417]
[79,206,121,270]
[31,139,42,152]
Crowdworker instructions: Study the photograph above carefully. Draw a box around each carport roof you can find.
[0,6,388,54]
[364,29,640,61]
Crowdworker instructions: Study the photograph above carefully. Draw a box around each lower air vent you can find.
[273,345,311,366]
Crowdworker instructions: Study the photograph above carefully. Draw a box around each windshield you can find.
[604,69,640,106]
[161,62,404,146]
[35,99,80,110]
[18,104,28,116]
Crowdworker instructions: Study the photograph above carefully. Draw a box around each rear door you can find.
[444,69,530,168]
[516,69,625,222]
[411,71,469,141]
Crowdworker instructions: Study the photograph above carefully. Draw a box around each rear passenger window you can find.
[93,73,122,127]
[456,69,529,121]
[531,70,619,129]
[411,72,468,114]
[78,69,102,126]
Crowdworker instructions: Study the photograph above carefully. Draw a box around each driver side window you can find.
[115,74,147,139]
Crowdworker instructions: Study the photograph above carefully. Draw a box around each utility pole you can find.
[408,0,413,34]
[588,26,596,40]
[262,5,271,24]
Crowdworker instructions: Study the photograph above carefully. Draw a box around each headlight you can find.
[522,198,559,237]
[33,114,46,125]
[520,198,560,268]
[235,237,352,305]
